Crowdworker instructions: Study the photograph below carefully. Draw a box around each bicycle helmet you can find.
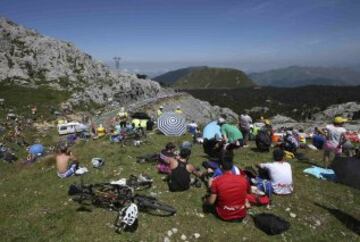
[119,203,138,228]
[91,158,104,168]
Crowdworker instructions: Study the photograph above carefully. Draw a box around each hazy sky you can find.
[1,0,360,74]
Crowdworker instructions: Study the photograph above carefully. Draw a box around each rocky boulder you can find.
[312,102,360,122]
[271,114,297,125]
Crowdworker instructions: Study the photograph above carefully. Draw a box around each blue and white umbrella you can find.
[157,112,186,136]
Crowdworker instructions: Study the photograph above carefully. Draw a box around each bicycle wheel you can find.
[135,195,176,216]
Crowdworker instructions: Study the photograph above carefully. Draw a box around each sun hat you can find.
[334,116,348,124]
[218,117,226,124]
[264,119,271,125]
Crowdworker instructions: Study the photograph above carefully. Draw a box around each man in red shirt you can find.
[204,157,249,221]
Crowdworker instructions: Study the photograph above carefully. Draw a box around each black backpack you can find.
[256,130,271,151]
[253,213,290,235]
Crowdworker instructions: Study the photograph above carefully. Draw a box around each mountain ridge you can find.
[249,65,360,87]
[154,66,255,89]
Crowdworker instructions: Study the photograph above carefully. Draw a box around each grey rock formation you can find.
[271,114,297,125]
[246,106,269,114]
[96,93,239,126]
[269,104,360,132]
[0,17,162,106]
[144,93,239,124]
[312,102,360,122]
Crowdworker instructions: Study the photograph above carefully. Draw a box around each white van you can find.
[57,122,88,135]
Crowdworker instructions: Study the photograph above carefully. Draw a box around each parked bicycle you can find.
[68,174,176,232]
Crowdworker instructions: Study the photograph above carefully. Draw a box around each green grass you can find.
[0,83,70,119]
[0,132,359,242]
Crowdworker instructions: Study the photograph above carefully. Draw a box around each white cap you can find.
[218,117,226,124]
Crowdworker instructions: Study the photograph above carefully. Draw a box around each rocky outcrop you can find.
[144,93,239,124]
[271,114,297,125]
[0,17,163,106]
[96,93,239,126]
[269,104,360,132]
[312,102,360,122]
[246,106,269,114]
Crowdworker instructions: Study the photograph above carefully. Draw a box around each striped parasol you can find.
[157,112,186,136]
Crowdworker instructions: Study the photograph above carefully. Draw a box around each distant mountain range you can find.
[249,66,360,87]
[153,66,255,89]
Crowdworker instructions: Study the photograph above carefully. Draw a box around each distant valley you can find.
[249,66,360,87]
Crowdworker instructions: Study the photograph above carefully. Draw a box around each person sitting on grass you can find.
[204,152,243,187]
[56,143,79,179]
[218,115,243,151]
[312,127,326,150]
[157,142,177,174]
[255,149,293,195]
[204,158,250,222]
[167,148,202,192]
[281,130,300,154]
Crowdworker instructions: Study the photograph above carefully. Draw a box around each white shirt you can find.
[326,124,346,146]
[260,161,293,195]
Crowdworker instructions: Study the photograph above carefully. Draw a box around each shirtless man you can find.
[56,144,78,178]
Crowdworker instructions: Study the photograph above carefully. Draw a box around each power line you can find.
[113,57,121,70]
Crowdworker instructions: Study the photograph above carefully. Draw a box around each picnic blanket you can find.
[303,166,336,181]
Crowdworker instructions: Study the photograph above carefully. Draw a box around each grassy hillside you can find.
[0,83,70,119]
[0,131,359,241]
[154,66,255,89]
[186,85,360,120]
[153,66,206,86]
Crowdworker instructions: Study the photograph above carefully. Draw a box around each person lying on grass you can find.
[157,142,177,174]
[255,149,293,195]
[203,157,250,222]
[56,143,79,179]
[167,148,203,192]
